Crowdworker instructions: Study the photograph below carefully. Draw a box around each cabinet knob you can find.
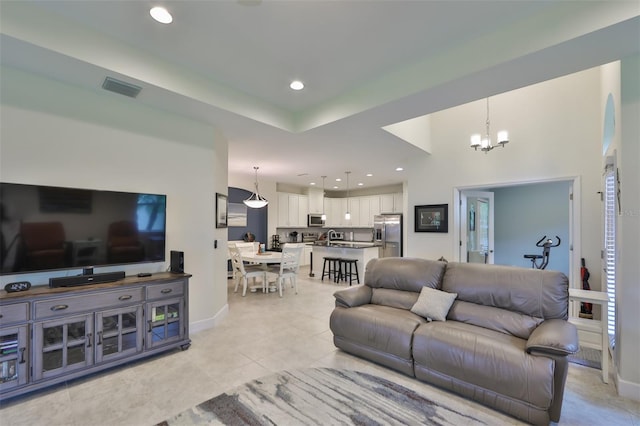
[161,288,173,294]
[118,295,133,301]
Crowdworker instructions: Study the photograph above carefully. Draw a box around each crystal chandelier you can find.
[470,98,509,153]
[243,166,268,209]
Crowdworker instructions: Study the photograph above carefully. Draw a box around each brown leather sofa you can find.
[330,257,579,425]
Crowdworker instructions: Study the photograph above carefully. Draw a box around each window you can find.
[137,194,166,232]
[603,163,616,348]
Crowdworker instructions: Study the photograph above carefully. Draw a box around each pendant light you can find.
[344,171,351,220]
[243,166,268,209]
[321,176,327,221]
[470,97,509,153]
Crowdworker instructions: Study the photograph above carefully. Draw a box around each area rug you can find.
[157,368,507,425]
[568,346,602,370]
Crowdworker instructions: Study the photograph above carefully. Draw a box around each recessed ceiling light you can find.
[335,178,342,182]
[310,182,316,186]
[150,6,173,24]
[366,173,373,177]
[358,182,364,186]
[290,80,304,90]
[333,186,339,189]
[395,167,404,171]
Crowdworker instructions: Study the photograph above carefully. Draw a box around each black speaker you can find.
[49,271,125,288]
[170,250,184,273]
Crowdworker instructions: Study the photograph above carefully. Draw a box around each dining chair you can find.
[266,243,304,297]
[229,245,265,296]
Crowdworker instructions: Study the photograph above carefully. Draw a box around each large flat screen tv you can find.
[0,182,166,275]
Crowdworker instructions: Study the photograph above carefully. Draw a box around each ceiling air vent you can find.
[102,77,142,98]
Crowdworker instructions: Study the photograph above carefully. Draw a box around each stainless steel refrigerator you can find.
[374,214,403,257]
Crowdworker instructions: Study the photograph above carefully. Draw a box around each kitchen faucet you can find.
[327,229,337,243]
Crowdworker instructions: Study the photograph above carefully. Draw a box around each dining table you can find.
[241,251,282,293]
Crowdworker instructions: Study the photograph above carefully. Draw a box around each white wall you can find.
[406,67,603,286]
[0,66,229,332]
[615,55,640,399]
[406,62,639,398]
[492,181,571,275]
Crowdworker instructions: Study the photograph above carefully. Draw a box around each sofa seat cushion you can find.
[330,305,427,361]
[413,321,554,409]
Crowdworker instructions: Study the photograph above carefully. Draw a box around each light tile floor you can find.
[1,268,638,425]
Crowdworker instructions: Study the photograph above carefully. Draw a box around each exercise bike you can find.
[523,235,561,270]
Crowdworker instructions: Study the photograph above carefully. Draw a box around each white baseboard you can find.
[189,303,229,334]
[617,374,640,401]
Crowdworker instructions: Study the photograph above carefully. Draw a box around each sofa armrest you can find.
[526,319,579,356]
[334,285,372,308]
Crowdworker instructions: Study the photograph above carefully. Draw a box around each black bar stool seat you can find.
[322,257,342,282]
[338,258,359,285]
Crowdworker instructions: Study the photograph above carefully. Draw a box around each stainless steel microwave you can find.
[308,214,325,227]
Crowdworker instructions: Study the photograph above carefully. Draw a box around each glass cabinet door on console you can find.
[0,326,28,392]
[33,315,94,381]
[146,297,184,350]
[95,306,143,363]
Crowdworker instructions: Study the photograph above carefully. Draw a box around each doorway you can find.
[460,191,494,264]
[453,177,580,284]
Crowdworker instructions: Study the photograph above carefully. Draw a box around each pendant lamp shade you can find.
[244,166,268,209]
[344,171,351,220]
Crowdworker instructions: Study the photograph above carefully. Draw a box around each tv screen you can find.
[0,182,166,275]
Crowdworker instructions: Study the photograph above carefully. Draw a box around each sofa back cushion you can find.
[365,258,446,309]
[447,300,543,339]
[371,288,419,310]
[442,262,569,320]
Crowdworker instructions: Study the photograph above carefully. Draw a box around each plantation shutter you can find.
[603,164,616,348]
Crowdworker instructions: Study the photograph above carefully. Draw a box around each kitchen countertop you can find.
[313,241,380,249]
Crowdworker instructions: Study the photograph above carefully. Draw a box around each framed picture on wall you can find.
[415,204,448,233]
[228,202,248,227]
[216,193,228,228]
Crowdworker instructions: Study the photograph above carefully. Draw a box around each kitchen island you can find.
[311,242,380,281]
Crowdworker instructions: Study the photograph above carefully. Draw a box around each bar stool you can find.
[322,257,342,282]
[338,258,359,285]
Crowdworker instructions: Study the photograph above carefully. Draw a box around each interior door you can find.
[460,191,495,264]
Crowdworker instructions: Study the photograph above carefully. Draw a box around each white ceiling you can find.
[1,1,638,190]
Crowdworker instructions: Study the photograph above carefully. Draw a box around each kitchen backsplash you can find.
[276,227,375,242]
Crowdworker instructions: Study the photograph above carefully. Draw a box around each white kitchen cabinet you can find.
[277,193,308,227]
[346,198,360,227]
[323,198,333,227]
[380,194,395,213]
[393,192,403,213]
[301,245,313,266]
[380,193,403,214]
[298,195,308,226]
[369,196,381,219]
[323,194,397,228]
[359,197,376,227]
[287,194,299,226]
[329,198,348,227]
[277,193,290,227]
[307,188,323,214]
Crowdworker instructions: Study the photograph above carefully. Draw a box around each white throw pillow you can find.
[410,287,457,322]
